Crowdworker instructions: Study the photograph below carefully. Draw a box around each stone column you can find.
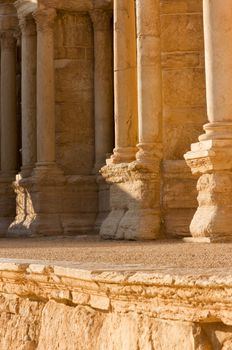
[19,16,36,177]
[90,10,113,173]
[33,8,57,169]
[116,0,162,240]
[135,0,162,166]
[1,31,18,175]
[109,0,138,164]
[184,0,232,242]
[9,7,65,237]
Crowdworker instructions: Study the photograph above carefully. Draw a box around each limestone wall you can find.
[54,11,94,176]
[1,261,232,349]
[160,0,207,237]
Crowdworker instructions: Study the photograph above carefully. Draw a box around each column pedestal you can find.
[184,0,232,242]
[184,138,232,242]
[100,162,161,240]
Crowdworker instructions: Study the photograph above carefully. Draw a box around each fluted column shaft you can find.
[20,16,37,177]
[136,0,162,164]
[33,8,56,166]
[1,31,18,175]
[90,10,113,173]
[110,0,138,164]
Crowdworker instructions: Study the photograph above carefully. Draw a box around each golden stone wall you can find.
[54,12,95,176]
[160,0,207,237]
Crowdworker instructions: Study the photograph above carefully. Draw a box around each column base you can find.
[101,208,160,240]
[8,214,64,238]
[0,174,16,236]
[107,147,137,165]
[184,138,232,242]
[136,142,162,166]
[99,161,161,240]
[8,171,98,237]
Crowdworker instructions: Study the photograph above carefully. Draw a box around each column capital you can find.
[0,31,17,50]
[89,9,112,31]
[19,15,36,36]
[33,8,56,33]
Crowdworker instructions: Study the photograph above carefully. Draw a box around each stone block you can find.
[160,0,203,14]
[162,52,201,69]
[162,68,206,108]
[161,14,204,52]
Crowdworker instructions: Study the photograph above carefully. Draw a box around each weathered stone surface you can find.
[100,162,161,240]
[163,160,197,237]
[161,14,204,53]
[54,12,94,176]
[0,261,232,349]
[0,293,44,350]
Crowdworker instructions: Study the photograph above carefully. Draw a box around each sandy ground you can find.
[0,235,231,268]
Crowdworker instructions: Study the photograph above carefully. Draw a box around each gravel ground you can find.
[0,235,231,268]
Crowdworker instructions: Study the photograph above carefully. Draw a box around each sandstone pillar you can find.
[135,0,162,166]
[100,0,162,240]
[109,0,138,164]
[0,31,18,176]
[121,0,163,239]
[0,4,19,235]
[19,15,36,177]
[33,8,57,170]
[184,0,232,242]
[8,7,65,237]
[90,10,113,173]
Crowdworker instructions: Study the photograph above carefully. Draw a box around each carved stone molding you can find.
[33,8,56,33]
[19,15,36,36]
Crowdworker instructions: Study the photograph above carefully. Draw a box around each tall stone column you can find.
[33,8,57,170]
[109,0,138,164]
[0,31,18,176]
[19,16,36,177]
[135,0,162,166]
[0,4,19,235]
[100,0,162,240]
[184,0,232,242]
[120,0,163,239]
[8,7,65,237]
[90,10,113,173]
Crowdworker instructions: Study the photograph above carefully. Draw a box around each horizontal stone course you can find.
[0,260,232,349]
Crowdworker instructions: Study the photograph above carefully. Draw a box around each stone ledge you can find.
[1,259,232,349]
[0,259,232,323]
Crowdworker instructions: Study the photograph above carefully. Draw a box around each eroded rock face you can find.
[0,294,44,350]
[0,261,232,349]
[37,304,211,350]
